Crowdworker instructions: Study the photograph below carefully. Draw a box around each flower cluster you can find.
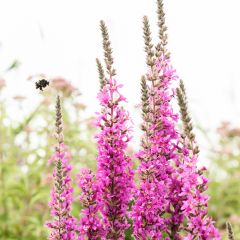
[46,143,76,240]
[77,168,104,239]
[44,1,221,239]
[50,77,79,96]
[45,96,76,240]
[130,0,220,237]
[95,78,134,239]
[176,82,220,239]
[131,54,180,239]
[132,51,220,239]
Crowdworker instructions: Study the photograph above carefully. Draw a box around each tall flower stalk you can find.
[131,3,179,238]
[45,96,76,240]
[95,20,134,239]
[176,81,220,239]
[132,0,219,239]
[131,52,179,240]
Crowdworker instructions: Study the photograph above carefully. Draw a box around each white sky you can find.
[0,0,240,158]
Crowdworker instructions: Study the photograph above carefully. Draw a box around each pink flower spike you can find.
[95,77,134,239]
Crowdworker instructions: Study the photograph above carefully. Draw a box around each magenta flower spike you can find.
[132,48,220,240]
[176,81,221,239]
[77,168,104,239]
[96,78,134,239]
[95,20,134,239]
[132,1,220,239]
[131,53,179,240]
[45,96,76,240]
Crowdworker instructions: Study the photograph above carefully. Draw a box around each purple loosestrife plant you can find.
[176,81,220,239]
[131,4,178,238]
[131,54,179,239]
[95,20,134,239]
[77,168,104,239]
[45,96,76,240]
[132,0,219,239]
[43,2,221,239]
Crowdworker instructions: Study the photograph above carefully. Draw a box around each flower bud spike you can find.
[156,0,170,58]
[100,20,116,77]
[96,58,107,89]
[226,222,234,240]
[143,16,155,67]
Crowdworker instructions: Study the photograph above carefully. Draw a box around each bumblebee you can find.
[35,79,49,91]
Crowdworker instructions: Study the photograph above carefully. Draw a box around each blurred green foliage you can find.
[0,78,97,239]
[208,121,240,239]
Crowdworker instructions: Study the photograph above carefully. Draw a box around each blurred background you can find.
[0,0,240,239]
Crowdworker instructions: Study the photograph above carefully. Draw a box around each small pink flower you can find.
[50,77,80,96]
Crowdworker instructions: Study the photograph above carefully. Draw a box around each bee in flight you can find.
[35,79,49,91]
